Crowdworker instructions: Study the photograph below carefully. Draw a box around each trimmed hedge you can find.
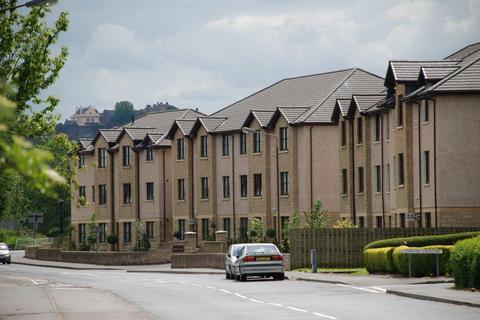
[451,237,480,288]
[365,231,480,250]
[364,247,395,273]
[392,245,453,277]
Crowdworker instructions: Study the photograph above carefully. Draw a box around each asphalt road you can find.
[1,263,478,320]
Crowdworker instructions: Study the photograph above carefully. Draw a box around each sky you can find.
[38,0,480,119]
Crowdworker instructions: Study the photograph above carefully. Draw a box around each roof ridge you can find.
[444,42,480,59]
[426,55,480,92]
[295,68,359,123]
[389,59,461,63]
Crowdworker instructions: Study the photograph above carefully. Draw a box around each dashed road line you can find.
[287,306,308,313]
[218,289,231,294]
[235,293,247,299]
[248,298,263,304]
[312,312,337,319]
[205,285,217,289]
[268,302,284,307]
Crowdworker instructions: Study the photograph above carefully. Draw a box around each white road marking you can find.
[30,279,49,285]
[205,286,216,289]
[191,283,202,287]
[235,293,247,299]
[312,312,337,319]
[268,302,284,307]
[54,287,86,290]
[370,286,387,293]
[336,283,382,294]
[249,298,263,304]
[287,306,308,312]
[218,289,231,294]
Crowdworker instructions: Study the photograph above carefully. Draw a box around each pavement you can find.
[11,251,480,309]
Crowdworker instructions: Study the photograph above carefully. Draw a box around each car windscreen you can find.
[0,245,8,250]
[246,245,279,255]
[232,247,243,256]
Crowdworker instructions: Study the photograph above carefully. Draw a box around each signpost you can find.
[402,248,443,277]
[28,212,43,237]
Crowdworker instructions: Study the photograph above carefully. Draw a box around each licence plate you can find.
[256,256,270,261]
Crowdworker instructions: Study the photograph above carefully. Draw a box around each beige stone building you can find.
[70,106,101,126]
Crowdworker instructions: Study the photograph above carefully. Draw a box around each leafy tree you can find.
[86,213,97,249]
[249,218,263,243]
[333,218,358,229]
[282,211,300,253]
[113,101,134,125]
[304,200,331,229]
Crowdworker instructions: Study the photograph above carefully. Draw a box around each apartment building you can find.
[336,43,480,228]
[72,109,204,249]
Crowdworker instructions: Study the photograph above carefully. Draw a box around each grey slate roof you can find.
[251,110,276,127]
[445,42,480,60]
[388,60,460,83]
[124,127,156,141]
[122,109,204,134]
[79,139,92,149]
[420,66,459,81]
[212,68,358,131]
[425,57,480,93]
[175,120,196,136]
[198,117,227,133]
[353,95,386,113]
[335,99,351,117]
[99,129,122,143]
[297,69,385,123]
[277,106,311,123]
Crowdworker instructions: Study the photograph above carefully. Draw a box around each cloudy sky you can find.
[41,0,480,119]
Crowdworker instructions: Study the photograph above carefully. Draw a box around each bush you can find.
[79,242,91,251]
[266,228,276,239]
[364,247,395,273]
[392,245,453,277]
[106,234,118,245]
[365,231,480,250]
[450,237,480,288]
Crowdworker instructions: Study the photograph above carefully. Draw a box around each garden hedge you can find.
[364,231,480,250]
[364,247,395,273]
[450,237,480,288]
[392,245,453,277]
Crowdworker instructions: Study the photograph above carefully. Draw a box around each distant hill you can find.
[56,102,177,140]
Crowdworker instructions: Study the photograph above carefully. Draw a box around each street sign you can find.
[28,212,43,224]
[406,213,420,221]
[402,249,443,254]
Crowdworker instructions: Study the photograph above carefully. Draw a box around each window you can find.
[122,146,131,167]
[253,131,261,153]
[359,217,365,228]
[146,182,154,200]
[240,217,248,239]
[397,95,403,127]
[146,148,154,161]
[341,121,346,147]
[385,114,390,140]
[123,183,132,204]
[202,218,210,240]
[146,221,154,239]
[240,133,247,155]
[240,175,248,198]
[99,184,107,205]
[342,169,348,195]
[177,138,185,160]
[424,150,430,184]
[358,167,364,193]
[280,127,288,151]
[387,163,391,191]
[357,117,363,144]
[201,177,209,199]
[91,186,95,203]
[79,186,86,199]
[222,134,230,156]
[123,222,131,243]
[223,218,231,238]
[375,165,381,193]
[98,148,106,168]
[254,173,262,197]
[400,213,406,228]
[280,172,289,196]
[78,154,85,168]
[375,115,381,142]
[177,179,185,200]
[424,99,429,122]
[425,212,432,228]
[200,135,208,158]
[99,223,106,242]
[376,216,383,228]
[222,176,230,199]
[178,219,185,240]
[398,153,405,185]
[79,224,86,243]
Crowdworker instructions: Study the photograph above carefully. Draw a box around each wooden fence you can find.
[290,227,478,269]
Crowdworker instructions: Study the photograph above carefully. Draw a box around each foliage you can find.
[135,221,150,251]
[113,101,134,125]
[86,213,97,249]
[281,211,300,253]
[107,234,118,246]
[249,218,263,243]
[79,242,91,251]
[364,231,480,250]
[304,200,331,229]
[450,237,480,288]
[173,230,182,240]
[392,245,453,277]
[333,219,358,229]
[266,228,276,240]
[363,247,395,273]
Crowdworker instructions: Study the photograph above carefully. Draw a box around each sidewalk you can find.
[12,252,479,308]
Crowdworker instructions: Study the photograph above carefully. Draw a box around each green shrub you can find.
[392,245,453,277]
[365,231,480,250]
[450,237,480,288]
[79,242,91,251]
[106,234,118,245]
[4,236,17,249]
[364,247,395,273]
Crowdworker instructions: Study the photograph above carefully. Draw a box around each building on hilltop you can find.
[70,106,101,126]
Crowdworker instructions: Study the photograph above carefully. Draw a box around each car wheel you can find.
[240,274,247,282]
[226,271,230,279]
[7,261,11,265]
[2,262,5,265]
[235,273,240,281]
[276,273,285,281]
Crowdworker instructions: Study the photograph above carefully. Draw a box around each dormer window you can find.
[122,146,131,166]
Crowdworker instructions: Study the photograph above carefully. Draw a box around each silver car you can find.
[0,243,11,265]
[225,244,246,279]
[233,243,284,281]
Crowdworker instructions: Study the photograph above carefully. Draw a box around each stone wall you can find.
[25,246,170,266]
[171,253,225,269]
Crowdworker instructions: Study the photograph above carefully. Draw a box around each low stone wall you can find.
[25,246,170,266]
[171,253,225,269]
